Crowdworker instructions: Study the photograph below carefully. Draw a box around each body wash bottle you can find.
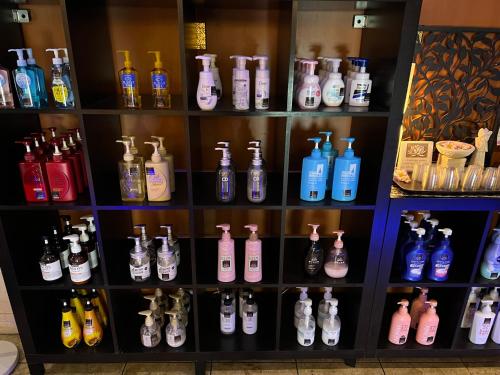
[294,287,309,328]
[324,230,348,278]
[0,64,14,108]
[217,224,235,282]
[151,136,175,192]
[332,137,361,201]
[147,51,171,108]
[116,139,146,202]
[319,131,338,192]
[145,295,165,328]
[160,224,180,266]
[61,301,81,348]
[117,50,141,108]
[252,55,270,110]
[8,49,40,108]
[25,48,48,107]
[304,224,323,276]
[204,54,222,99]
[242,292,258,335]
[230,55,252,110]
[427,228,454,282]
[402,228,427,282]
[469,299,495,344]
[480,228,500,280]
[15,140,49,202]
[156,236,177,281]
[322,301,341,346]
[144,141,171,202]
[128,236,151,282]
[45,49,74,108]
[39,236,63,282]
[83,300,103,347]
[410,287,428,329]
[415,300,439,345]
[244,224,262,282]
[388,299,411,345]
[64,234,91,285]
[300,137,328,201]
[138,310,161,348]
[220,294,236,335]
[195,55,217,110]
[247,143,267,203]
[165,311,186,347]
[215,143,236,203]
[297,299,315,346]
[60,137,84,193]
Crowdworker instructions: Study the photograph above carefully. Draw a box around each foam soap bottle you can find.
[46,49,74,108]
[217,224,235,282]
[469,299,495,344]
[116,139,146,202]
[322,301,341,346]
[480,228,500,280]
[8,49,40,108]
[322,58,344,107]
[297,60,321,110]
[230,55,251,110]
[388,299,411,345]
[297,298,315,346]
[204,54,222,99]
[304,224,324,276]
[195,55,217,110]
[252,55,270,110]
[147,51,171,108]
[332,137,361,201]
[427,228,454,282]
[244,224,262,283]
[415,300,439,345]
[348,58,371,107]
[294,287,309,328]
[317,287,334,328]
[300,137,327,202]
[324,230,349,279]
[144,141,171,202]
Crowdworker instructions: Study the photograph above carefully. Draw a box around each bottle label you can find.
[322,327,340,345]
[351,82,370,103]
[334,253,346,264]
[298,329,314,345]
[199,83,216,102]
[129,166,140,177]
[248,255,260,272]
[62,320,73,337]
[305,162,326,199]
[234,79,249,109]
[255,78,269,109]
[130,264,151,281]
[249,172,264,200]
[121,73,137,89]
[433,255,451,278]
[52,85,69,104]
[88,249,99,269]
[152,73,167,89]
[304,87,321,107]
[167,331,185,347]
[146,167,168,199]
[69,261,91,282]
[157,263,176,280]
[220,255,232,272]
[220,312,235,333]
[60,248,70,268]
[325,86,344,103]
[15,72,31,89]
[142,334,152,347]
[409,254,426,276]
[243,311,258,333]
[40,260,62,281]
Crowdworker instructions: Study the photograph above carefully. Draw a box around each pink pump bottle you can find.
[415,299,439,345]
[217,224,235,282]
[388,299,411,345]
[409,287,428,329]
[244,224,262,283]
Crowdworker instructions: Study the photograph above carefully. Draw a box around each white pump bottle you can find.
[252,55,270,110]
[195,55,217,110]
[322,58,344,107]
[297,60,321,110]
[230,55,252,110]
[204,53,222,99]
[297,298,315,346]
[294,287,309,328]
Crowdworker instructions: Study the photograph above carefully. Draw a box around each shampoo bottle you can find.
[242,292,258,335]
[321,58,344,106]
[220,294,236,335]
[297,299,315,346]
[480,228,500,280]
[116,139,145,202]
[244,224,262,282]
[151,136,175,192]
[469,299,495,344]
[165,310,186,347]
[300,137,327,201]
[61,301,82,348]
[144,141,171,202]
[217,224,235,282]
[332,137,361,201]
[134,224,156,265]
[160,224,180,266]
[348,58,371,107]
[317,287,334,329]
[80,215,99,266]
[128,236,151,282]
[60,137,84,193]
[70,289,85,326]
[15,140,49,202]
[117,50,140,108]
[324,230,349,279]
[46,140,78,201]
[415,300,439,345]
[297,60,321,110]
[322,301,341,346]
[83,300,103,347]
[39,236,63,282]
[204,54,222,99]
[319,131,338,191]
[304,224,324,276]
[147,51,171,108]
[294,287,308,328]
[252,55,270,110]
[73,224,98,270]
[427,228,454,282]
[461,288,481,328]
[0,64,14,108]
[388,299,411,345]
[410,287,428,329]
[402,228,427,282]
[230,55,251,110]
[25,48,48,107]
[64,234,91,285]
[195,55,217,110]
[215,143,236,203]
[247,144,267,203]
[138,310,161,348]
[45,49,74,108]
[8,49,40,108]
[155,236,177,281]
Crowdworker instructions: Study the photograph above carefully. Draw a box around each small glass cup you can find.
[461,165,483,191]
[438,167,460,191]
[481,167,499,191]
[422,164,439,191]
[412,163,427,183]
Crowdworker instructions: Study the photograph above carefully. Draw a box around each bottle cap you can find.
[323,287,332,299]
[244,224,259,240]
[216,224,231,240]
[134,224,149,241]
[116,139,134,162]
[308,224,320,241]
[204,53,218,68]
[195,55,211,72]
[298,287,308,300]
[144,141,162,163]
[411,228,426,238]
[58,48,69,64]
[138,310,154,327]
[307,137,322,158]
[62,234,81,253]
[8,49,27,67]
[230,55,252,70]
[147,50,163,69]
[117,50,133,69]
[151,136,167,154]
[333,230,344,248]
[438,228,452,238]
[155,236,171,252]
[45,48,63,65]
[15,140,35,162]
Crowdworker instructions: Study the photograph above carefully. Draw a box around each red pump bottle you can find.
[45,140,78,202]
[67,131,88,187]
[16,140,50,202]
[60,137,84,193]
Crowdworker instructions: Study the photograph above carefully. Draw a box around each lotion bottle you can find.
[324,230,349,278]
[319,131,338,191]
[317,287,334,329]
[117,50,141,108]
[217,224,235,282]
[348,58,371,107]
[83,300,103,347]
[332,137,361,201]
[46,141,78,201]
[160,224,180,266]
[388,299,411,345]
[297,60,321,110]
[242,292,258,335]
[244,224,262,282]
[304,224,323,276]
[61,301,82,348]
[322,301,341,346]
[300,137,327,202]
[195,55,217,110]
[64,234,91,285]
[165,310,186,347]
[230,55,251,110]
[39,236,63,282]
[151,136,175,192]
[147,51,171,108]
[469,299,495,344]
[410,287,428,329]
[8,49,40,108]
[128,236,151,282]
[204,54,222,99]
[297,299,315,346]
[252,55,270,110]
[427,228,454,282]
[139,310,161,348]
[220,294,236,335]
[322,58,344,106]
[144,141,171,202]
[116,139,146,202]
[480,228,500,280]
[294,287,308,328]
[15,140,49,202]
[215,144,236,203]
[415,300,439,345]
[155,236,177,281]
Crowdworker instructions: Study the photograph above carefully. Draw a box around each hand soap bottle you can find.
[144,141,171,202]
[322,301,341,346]
[297,299,315,346]
[469,299,495,344]
[147,51,171,108]
[204,54,222,99]
[83,300,103,347]
[155,236,177,281]
[0,64,14,108]
[8,49,40,108]
[480,228,500,280]
[25,48,48,107]
[415,300,439,345]
[128,236,151,282]
[410,287,428,329]
[220,294,236,335]
[324,230,349,278]
[252,55,270,110]
[388,299,411,345]
[160,224,180,266]
[151,136,175,192]
[300,137,327,201]
[165,310,186,347]
[116,139,145,202]
[45,49,74,108]
[215,143,236,203]
[304,224,324,276]
[319,131,338,191]
[39,236,63,282]
[61,301,82,348]
[317,288,334,329]
[46,140,78,201]
[217,224,235,282]
[322,58,344,107]
[402,228,428,282]
[247,144,267,203]
[15,140,49,202]
[427,228,454,282]
[195,55,217,110]
[230,55,251,110]
[138,310,161,348]
[117,50,141,108]
[122,135,144,167]
[244,224,262,282]
[242,292,258,335]
[134,224,156,265]
[332,137,361,201]
[294,287,309,328]
[297,60,321,110]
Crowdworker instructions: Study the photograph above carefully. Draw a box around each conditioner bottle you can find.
[61,301,81,348]
[415,300,439,346]
[388,299,411,345]
[83,300,103,347]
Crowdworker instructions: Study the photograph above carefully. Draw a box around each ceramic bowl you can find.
[436,140,475,158]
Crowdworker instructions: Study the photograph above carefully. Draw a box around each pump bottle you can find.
[348,58,371,107]
[175,288,191,313]
[151,136,175,192]
[247,144,267,203]
[480,228,500,280]
[122,135,144,166]
[81,215,99,262]
[116,139,145,202]
[144,141,171,202]
[300,137,328,201]
[69,289,84,326]
[230,55,252,110]
[83,300,103,347]
[297,299,315,346]
[217,224,235,282]
[67,131,88,187]
[128,236,151,282]
[134,224,156,265]
[8,49,40,108]
[332,137,361,201]
[0,63,14,108]
[242,292,258,335]
[51,226,69,271]
[147,51,171,108]
[297,60,321,110]
[402,228,428,282]
[165,310,186,347]
[322,58,344,106]
[324,230,349,278]
[317,288,334,328]
[46,49,74,108]
[64,234,91,284]
[427,228,454,281]
[294,287,309,328]
[39,236,63,282]
[156,236,177,281]
[160,224,180,266]
[388,299,411,345]
[491,303,500,344]
[169,293,189,328]
[61,301,82,348]
[195,55,217,110]
[139,310,161,348]
[304,224,324,276]
[461,288,481,329]
[469,299,495,344]
[244,224,262,282]
[15,140,49,202]
[215,143,236,203]
[57,48,72,95]
[145,295,164,328]
[345,58,359,104]
[220,294,236,335]
[90,289,108,327]
[60,137,84,193]
[252,55,270,110]
[25,48,48,107]
[46,141,78,201]
[117,50,140,108]
[415,300,439,345]
[410,287,428,329]
[73,224,99,270]
[319,131,338,191]
[322,301,341,346]
[204,54,222,99]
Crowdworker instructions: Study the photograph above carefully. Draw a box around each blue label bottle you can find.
[8,49,40,108]
[332,137,360,201]
[319,131,338,191]
[25,48,48,107]
[427,228,454,282]
[300,137,327,201]
[402,228,428,282]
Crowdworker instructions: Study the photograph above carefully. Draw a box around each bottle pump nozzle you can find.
[72,224,89,242]
[252,55,268,70]
[216,224,231,239]
[319,131,333,152]
[121,136,138,155]
[15,140,35,162]
[411,228,426,238]
[8,49,27,67]
[438,228,452,238]
[80,216,96,232]
[204,53,218,68]
[323,287,333,299]
[58,48,69,64]
[341,137,356,158]
[24,48,36,65]
[333,230,344,248]
[303,60,318,76]
[144,141,161,163]
[426,218,440,228]
[425,299,438,310]
[117,50,133,68]
[63,234,81,253]
[147,51,163,69]
[244,224,258,240]
[195,55,211,72]
[230,55,252,69]
[398,299,409,308]
[144,295,159,311]
[128,236,142,252]
[155,236,170,251]
[308,224,320,241]
[298,287,308,300]
[151,136,167,155]
[116,139,134,162]
[215,147,231,167]
[45,49,63,65]
[134,224,148,242]
[139,310,154,327]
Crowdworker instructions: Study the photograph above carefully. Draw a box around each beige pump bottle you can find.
[144,141,171,201]
[151,135,175,192]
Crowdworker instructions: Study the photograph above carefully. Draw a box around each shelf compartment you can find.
[453,328,500,351]
[473,212,500,285]
[110,288,196,353]
[21,289,115,355]
[279,287,362,351]
[198,288,277,352]
[80,95,185,115]
[290,104,390,117]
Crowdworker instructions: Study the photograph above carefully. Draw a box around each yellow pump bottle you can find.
[83,300,103,346]
[147,51,171,109]
[70,289,85,326]
[61,301,82,349]
[117,50,141,109]
[91,289,108,327]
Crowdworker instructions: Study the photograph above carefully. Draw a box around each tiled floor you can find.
[4,335,500,375]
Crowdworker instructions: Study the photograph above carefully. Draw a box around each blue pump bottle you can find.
[427,228,454,281]
[300,137,327,201]
[424,218,439,251]
[8,49,40,108]
[25,48,48,107]
[402,228,428,282]
[319,131,338,191]
[332,137,361,201]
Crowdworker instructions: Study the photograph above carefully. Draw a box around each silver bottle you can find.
[160,224,180,266]
[128,236,150,282]
[134,224,156,265]
[156,236,177,281]
[139,310,161,348]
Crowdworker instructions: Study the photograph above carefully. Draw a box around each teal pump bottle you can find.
[332,137,360,201]
[25,48,48,107]
[300,137,328,201]
[319,131,338,191]
[8,49,40,108]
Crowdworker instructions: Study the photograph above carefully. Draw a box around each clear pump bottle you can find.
[147,51,171,109]
[0,63,14,108]
[117,50,141,108]
[220,294,236,335]
[45,49,74,108]
[116,139,145,202]
[324,230,349,278]
[215,142,236,203]
[160,224,180,266]
[128,236,151,282]
[144,295,164,328]
[247,143,267,203]
[134,224,156,265]
[165,310,186,347]
[156,236,177,281]
[25,48,48,107]
[8,49,40,108]
[138,310,161,348]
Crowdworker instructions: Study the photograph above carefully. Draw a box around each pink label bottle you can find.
[415,299,439,345]
[244,224,262,283]
[410,287,428,329]
[217,224,235,282]
[388,299,411,345]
